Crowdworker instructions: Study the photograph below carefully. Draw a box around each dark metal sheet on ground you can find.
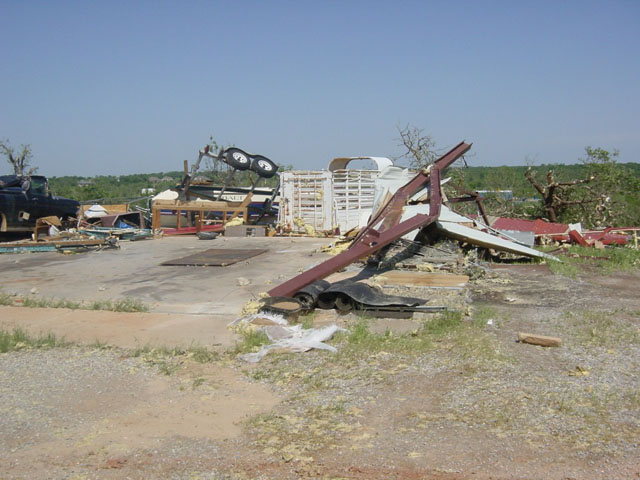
[161,248,268,267]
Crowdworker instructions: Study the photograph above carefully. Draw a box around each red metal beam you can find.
[350,141,471,246]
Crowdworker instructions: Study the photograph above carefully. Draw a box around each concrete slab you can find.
[0,236,333,315]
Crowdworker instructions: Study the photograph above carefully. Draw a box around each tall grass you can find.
[0,328,68,353]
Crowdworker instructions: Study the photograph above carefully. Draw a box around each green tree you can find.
[525,146,640,227]
[579,147,640,227]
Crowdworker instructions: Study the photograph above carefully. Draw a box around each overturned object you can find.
[294,279,445,316]
[268,141,557,299]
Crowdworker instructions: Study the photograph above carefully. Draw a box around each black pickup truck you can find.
[0,175,79,233]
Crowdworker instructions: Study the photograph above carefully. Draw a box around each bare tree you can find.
[0,139,37,176]
[524,167,595,223]
[396,124,439,169]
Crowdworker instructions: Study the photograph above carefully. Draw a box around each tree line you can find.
[4,133,640,228]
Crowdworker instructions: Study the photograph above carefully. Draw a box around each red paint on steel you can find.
[489,217,570,236]
[569,229,589,246]
[267,141,470,298]
[350,141,471,247]
[160,224,224,236]
[532,219,569,235]
[491,217,539,232]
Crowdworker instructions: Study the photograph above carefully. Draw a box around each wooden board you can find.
[518,332,562,347]
[161,248,267,267]
[375,271,469,287]
[80,204,129,214]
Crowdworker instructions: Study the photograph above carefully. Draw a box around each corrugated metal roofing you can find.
[490,217,569,235]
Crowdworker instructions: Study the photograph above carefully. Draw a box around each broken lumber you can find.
[517,332,562,347]
[375,271,469,287]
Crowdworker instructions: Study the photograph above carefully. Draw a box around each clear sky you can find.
[1,0,639,176]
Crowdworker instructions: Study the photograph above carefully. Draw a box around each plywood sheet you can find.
[375,271,469,287]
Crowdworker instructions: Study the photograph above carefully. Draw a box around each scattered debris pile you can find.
[488,217,639,248]
[0,233,119,253]
[150,145,279,236]
[267,141,558,308]
[0,201,152,253]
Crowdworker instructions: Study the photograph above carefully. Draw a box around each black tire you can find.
[317,295,336,310]
[250,155,278,178]
[293,292,316,309]
[335,294,354,313]
[224,148,252,170]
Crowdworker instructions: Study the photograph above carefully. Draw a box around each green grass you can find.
[241,310,509,462]
[234,328,270,354]
[22,297,83,309]
[299,313,315,329]
[331,310,501,362]
[472,305,498,327]
[188,345,220,363]
[0,328,69,353]
[89,339,110,350]
[13,295,149,312]
[129,343,220,375]
[192,377,205,389]
[88,298,149,312]
[546,245,640,277]
[0,290,14,306]
[561,309,640,347]
[421,310,464,334]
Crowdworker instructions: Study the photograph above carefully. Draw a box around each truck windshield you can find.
[30,177,48,196]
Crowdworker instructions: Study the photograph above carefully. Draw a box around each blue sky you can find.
[1,1,639,176]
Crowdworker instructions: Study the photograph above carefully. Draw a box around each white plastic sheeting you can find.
[240,324,345,363]
[231,313,346,363]
[83,205,109,219]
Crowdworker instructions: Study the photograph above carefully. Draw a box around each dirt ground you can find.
[1,248,639,479]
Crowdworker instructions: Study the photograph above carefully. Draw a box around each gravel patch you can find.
[0,347,156,454]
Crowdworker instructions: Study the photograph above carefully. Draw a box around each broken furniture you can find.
[33,215,62,241]
[94,211,145,229]
[156,145,280,233]
[151,198,250,235]
[78,204,152,240]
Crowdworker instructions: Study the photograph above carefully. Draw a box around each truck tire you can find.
[224,148,251,171]
[251,155,278,178]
